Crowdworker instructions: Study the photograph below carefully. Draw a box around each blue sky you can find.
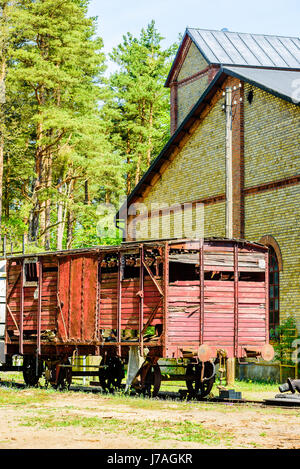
[88,0,299,74]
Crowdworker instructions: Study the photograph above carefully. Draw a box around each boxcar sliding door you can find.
[58,254,98,342]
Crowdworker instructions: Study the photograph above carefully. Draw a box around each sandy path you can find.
[0,390,299,449]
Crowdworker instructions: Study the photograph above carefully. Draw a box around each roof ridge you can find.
[187,27,300,40]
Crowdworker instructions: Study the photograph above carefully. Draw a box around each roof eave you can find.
[164,29,189,88]
[223,67,300,105]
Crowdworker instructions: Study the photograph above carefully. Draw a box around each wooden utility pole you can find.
[225,87,235,386]
[225,86,233,239]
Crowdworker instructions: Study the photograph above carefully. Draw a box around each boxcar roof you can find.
[5,237,267,260]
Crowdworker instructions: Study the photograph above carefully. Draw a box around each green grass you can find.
[0,386,57,406]
[20,412,231,446]
[0,372,281,413]
[0,370,284,416]
[233,379,279,392]
[1,376,298,449]
[1,370,280,390]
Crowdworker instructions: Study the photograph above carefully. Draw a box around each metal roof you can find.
[187,28,300,68]
[224,66,300,104]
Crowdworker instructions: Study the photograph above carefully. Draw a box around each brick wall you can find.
[244,83,300,187]
[171,42,218,129]
[243,83,300,330]
[135,92,226,240]
[244,186,300,330]
[126,71,300,331]
[177,43,208,81]
[177,75,210,126]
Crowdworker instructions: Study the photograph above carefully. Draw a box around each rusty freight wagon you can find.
[1,238,274,397]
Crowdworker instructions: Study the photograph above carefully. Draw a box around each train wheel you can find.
[46,359,72,391]
[185,361,215,399]
[55,360,72,391]
[23,356,43,387]
[142,364,162,397]
[99,356,125,392]
[133,361,162,397]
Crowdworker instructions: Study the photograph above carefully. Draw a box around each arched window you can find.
[269,246,280,334]
[259,235,282,338]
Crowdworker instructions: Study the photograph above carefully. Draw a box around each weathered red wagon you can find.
[1,238,274,397]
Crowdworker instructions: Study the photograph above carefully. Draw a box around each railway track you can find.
[1,378,300,409]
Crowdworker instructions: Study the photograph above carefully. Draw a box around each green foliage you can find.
[0,7,177,251]
[103,20,178,193]
[270,316,298,365]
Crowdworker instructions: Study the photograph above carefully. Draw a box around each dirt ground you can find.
[0,385,299,449]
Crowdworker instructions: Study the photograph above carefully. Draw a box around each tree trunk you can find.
[146,103,153,167]
[126,130,131,195]
[126,169,131,195]
[66,178,74,250]
[0,1,8,243]
[30,97,45,244]
[66,210,74,250]
[56,178,64,250]
[44,151,53,250]
[84,180,90,205]
[31,33,48,244]
[4,167,8,219]
[135,101,145,186]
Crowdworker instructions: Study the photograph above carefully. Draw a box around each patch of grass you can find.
[249,441,263,448]
[0,372,24,383]
[20,412,231,446]
[233,379,279,393]
[0,387,55,406]
[2,370,280,396]
[96,392,177,411]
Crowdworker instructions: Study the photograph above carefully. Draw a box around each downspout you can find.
[115,217,126,242]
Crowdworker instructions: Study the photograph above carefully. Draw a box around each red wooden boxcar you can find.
[2,238,274,396]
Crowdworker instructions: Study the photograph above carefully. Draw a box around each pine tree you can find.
[103,21,178,194]
[0,1,17,244]
[4,0,122,250]
[1,12,178,251]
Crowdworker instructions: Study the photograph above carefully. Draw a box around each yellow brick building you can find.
[117,28,300,334]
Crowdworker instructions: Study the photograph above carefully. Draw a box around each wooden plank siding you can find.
[168,281,200,342]
[6,258,58,333]
[4,239,269,361]
[99,273,162,330]
[166,244,268,358]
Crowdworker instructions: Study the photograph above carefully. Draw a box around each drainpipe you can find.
[225,87,233,239]
[115,218,126,242]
